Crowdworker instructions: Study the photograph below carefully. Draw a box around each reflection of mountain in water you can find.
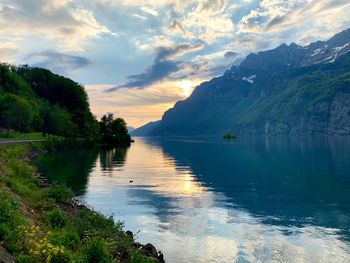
[146,137,350,233]
[37,137,350,262]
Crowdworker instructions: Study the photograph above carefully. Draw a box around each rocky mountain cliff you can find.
[134,28,350,136]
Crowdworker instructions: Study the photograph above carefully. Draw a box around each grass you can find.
[0,131,45,139]
[0,143,159,263]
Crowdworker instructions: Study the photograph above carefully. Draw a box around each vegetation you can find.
[0,131,45,139]
[99,113,132,146]
[0,63,132,146]
[223,133,236,140]
[0,143,158,262]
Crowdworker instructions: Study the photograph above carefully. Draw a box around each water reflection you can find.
[100,148,129,171]
[37,137,350,262]
[36,149,99,195]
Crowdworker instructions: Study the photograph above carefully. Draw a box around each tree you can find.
[99,114,131,146]
[0,94,34,132]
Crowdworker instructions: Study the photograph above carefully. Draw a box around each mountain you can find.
[130,120,161,136]
[135,28,350,136]
[127,126,135,133]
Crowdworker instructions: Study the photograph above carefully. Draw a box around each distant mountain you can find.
[140,28,350,136]
[127,126,135,133]
[130,120,161,136]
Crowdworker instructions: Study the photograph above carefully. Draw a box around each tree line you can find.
[0,63,131,146]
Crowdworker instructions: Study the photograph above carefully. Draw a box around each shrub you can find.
[71,209,122,239]
[82,238,114,263]
[46,208,67,229]
[50,228,80,250]
[47,184,74,203]
[23,225,68,263]
[15,254,36,263]
[0,191,26,253]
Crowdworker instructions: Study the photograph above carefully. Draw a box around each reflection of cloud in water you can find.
[79,137,350,263]
[135,206,350,262]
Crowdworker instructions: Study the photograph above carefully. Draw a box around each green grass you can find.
[0,131,45,139]
[0,143,159,263]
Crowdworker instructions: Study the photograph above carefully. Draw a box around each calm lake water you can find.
[37,137,350,262]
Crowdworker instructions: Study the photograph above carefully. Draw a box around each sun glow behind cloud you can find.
[86,78,203,127]
[176,79,199,97]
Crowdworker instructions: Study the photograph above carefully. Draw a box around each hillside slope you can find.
[143,28,350,136]
[0,64,99,138]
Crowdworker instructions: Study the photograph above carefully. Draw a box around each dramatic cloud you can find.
[0,0,349,126]
[0,0,115,51]
[114,43,204,89]
[27,50,92,74]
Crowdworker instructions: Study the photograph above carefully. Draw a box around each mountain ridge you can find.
[132,28,350,136]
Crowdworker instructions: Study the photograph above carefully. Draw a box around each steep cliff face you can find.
[133,28,350,136]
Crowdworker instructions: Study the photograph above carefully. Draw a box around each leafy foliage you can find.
[99,113,131,146]
[46,184,74,204]
[0,94,34,131]
[0,63,99,138]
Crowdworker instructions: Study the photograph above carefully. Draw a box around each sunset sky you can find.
[1,0,349,127]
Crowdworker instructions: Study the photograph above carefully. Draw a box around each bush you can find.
[15,254,36,263]
[47,184,74,203]
[23,225,69,263]
[71,209,122,239]
[82,238,113,263]
[50,250,71,263]
[46,208,67,229]
[0,191,26,253]
[50,228,80,250]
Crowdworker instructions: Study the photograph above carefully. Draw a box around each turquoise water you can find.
[37,137,350,262]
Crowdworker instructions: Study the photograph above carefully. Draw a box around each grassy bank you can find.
[0,142,160,263]
[0,131,45,139]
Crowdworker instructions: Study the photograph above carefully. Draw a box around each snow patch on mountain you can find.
[242,75,256,84]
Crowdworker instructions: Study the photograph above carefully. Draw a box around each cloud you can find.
[111,43,204,89]
[123,60,179,89]
[0,0,115,51]
[224,51,239,58]
[27,50,92,73]
[140,6,159,16]
[0,46,19,62]
[239,0,350,35]
[1,0,350,127]
[173,0,235,43]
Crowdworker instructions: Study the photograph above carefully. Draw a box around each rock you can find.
[158,251,165,263]
[134,242,165,262]
[0,245,14,263]
[142,243,158,258]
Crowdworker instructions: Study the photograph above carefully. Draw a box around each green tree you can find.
[99,114,131,146]
[0,94,34,132]
[16,66,99,138]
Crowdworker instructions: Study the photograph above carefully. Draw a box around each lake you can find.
[37,136,350,262]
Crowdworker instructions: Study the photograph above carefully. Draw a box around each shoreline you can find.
[0,142,165,263]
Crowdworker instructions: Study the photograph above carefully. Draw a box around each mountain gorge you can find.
[132,28,350,136]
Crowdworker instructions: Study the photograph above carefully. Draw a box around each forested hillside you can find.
[0,64,99,139]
